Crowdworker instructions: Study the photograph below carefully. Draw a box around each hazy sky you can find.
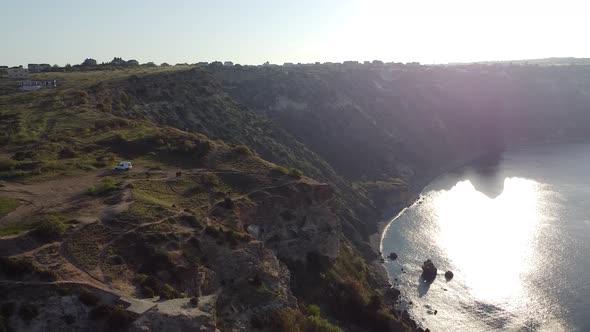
[1,0,589,66]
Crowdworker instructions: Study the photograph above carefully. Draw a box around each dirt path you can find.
[0,167,155,226]
[0,173,102,225]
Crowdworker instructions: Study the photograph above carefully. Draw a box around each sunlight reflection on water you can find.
[434,178,541,303]
[382,174,570,331]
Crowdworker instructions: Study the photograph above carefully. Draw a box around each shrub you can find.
[289,168,303,178]
[34,216,66,240]
[89,304,111,320]
[0,159,16,172]
[134,273,148,284]
[304,315,343,332]
[222,197,234,209]
[88,177,118,196]
[105,306,135,330]
[78,290,100,307]
[190,297,199,306]
[58,147,77,159]
[234,145,253,156]
[18,303,38,323]
[272,166,289,175]
[269,308,303,332]
[141,286,155,298]
[305,304,321,318]
[101,177,117,190]
[203,174,220,186]
[159,283,180,299]
[35,216,65,239]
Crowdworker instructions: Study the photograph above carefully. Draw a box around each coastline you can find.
[369,138,590,330]
[370,150,489,255]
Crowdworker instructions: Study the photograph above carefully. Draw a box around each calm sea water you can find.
[381,143,590,332]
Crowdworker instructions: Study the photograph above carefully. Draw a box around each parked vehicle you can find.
[114,161,133,170]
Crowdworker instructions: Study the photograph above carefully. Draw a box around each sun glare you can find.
[432,178,543,303]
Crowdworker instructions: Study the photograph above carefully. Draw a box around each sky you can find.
[1,0,589,67]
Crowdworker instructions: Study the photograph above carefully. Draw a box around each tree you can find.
[160,62,170,67]
[82,58,97,66]
[144,62,157,67]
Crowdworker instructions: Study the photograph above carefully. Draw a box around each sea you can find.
[381,143,590,331]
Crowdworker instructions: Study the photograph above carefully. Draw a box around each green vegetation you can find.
[0,197,18,218]
[0,223,34,237]
[272,166,289,175]
[34,215,67,240]
[267,306,343,332]
[87,176,118,196]
[234,144,253,156]
[305,304,321,317]
[134,274,180,299]
[66,223,113,270]
[289,168,303,178]
[0,257,56,281]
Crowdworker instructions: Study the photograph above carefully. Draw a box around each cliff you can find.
[4,62,590,331]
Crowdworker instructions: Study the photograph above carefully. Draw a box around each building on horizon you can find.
[28,63,51,72]
[7,67,30,79]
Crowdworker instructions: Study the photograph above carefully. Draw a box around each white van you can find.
[114,161,133,170]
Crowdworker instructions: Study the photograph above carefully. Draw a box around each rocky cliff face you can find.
[248,182,340,263]
[213,64,590,183]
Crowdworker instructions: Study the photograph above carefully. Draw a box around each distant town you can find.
[0,57,419,92]
[3,56,590,93]
[0,56,418,77]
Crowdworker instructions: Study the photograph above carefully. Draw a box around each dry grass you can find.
[66,223,114,271]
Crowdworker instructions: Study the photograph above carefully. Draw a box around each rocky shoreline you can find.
[368,152,490,331]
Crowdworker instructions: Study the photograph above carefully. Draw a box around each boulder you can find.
[384,287,401,303]
[388,252,398,261]
[421,259,437,283]
[445,270,454,281]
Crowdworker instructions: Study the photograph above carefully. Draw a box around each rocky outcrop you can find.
[214,242,296,329]
[421,259,437,283]
[445,270,454,281]
[248,182,340,264]
[130,296,218,332]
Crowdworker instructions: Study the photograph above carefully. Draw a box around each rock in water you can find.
[421,259,437,283]
[445,270,454,281]
[388,252,398,261]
